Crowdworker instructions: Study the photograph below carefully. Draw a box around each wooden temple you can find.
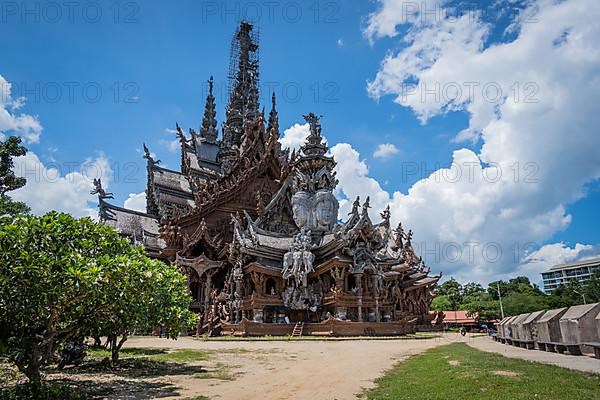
[96,22,440,336]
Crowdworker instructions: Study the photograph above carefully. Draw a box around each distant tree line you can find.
[432,274,600,322]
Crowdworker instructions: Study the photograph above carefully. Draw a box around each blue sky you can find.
[2,0,466,193]
[3,0,600,285]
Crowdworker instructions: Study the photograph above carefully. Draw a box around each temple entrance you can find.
[263,306,287,323]
[287,308,322,323]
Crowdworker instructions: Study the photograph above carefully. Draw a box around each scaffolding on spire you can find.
[220,21,261,169]
[226,22,260,101]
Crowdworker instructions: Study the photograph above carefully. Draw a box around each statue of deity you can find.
[282,228,315,289]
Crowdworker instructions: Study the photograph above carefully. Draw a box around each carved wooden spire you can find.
[245,68,260,123]
[301,112,327,156]
[268,91,279,134]
[222,22,259,151]
[200,76,218,144]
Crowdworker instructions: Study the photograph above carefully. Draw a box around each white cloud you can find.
[373,143,399,160]
[350,0,600,283]
[161,138,179,153]
[279,123,311,152]
[1,71,116,218]
[11,152,112,218]
[337,38,344,47]
[331,143,390,217]
[124,192,146,212]
[363,0,449,43]
[160,128,180,153]
[0,75,43,143]
[518,243,598,277]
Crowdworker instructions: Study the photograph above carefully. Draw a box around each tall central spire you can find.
[221,22,260,155]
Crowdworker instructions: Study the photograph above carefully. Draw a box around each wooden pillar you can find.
[355,273,363,322]
[371,274,381,322]
[203,275,212,325]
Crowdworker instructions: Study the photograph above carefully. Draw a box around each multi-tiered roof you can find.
[96,22,439,335]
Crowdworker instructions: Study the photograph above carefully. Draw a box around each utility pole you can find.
[497,283,505,319]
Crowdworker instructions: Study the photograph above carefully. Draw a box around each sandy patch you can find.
[491,370,520,377]
[448,360,461,366]
[117,336,446,400]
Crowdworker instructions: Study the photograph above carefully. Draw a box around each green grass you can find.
[0,382,91,400]
[364,343,600,400]
[194,362,238,381]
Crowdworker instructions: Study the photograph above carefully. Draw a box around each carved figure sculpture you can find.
[282,228,315,289]
[291,188,338,231]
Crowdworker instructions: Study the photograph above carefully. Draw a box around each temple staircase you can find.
[291,322,304,338]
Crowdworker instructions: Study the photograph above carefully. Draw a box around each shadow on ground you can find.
[45,355,211,399]
[61,358,207,378]
[48,376,183,400]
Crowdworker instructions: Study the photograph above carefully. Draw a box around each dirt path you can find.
[122,336,448,400]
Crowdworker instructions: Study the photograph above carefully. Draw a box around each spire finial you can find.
[381,204,391,226]
[362,196,371,216]
[268,91,279,134]
[200,76,218,144]
[349,196,360,215]
[143,143,161,166]
[394,222,405,250]
[300,112,327,156]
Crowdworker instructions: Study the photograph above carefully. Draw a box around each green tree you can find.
[548,274,600,308]
[582,271,600,303]
[0,194,30,215]
[462,282,484,297]
[462,291,501,322]
[438,278,463,310]
[502,292,549,316]
[91,256,194,363]
[488,276,543,300]
[431,295,452,311]
[0,212,192,381]
[0,135,30,215]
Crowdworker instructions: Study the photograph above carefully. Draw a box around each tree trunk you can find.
[24,365,42,384]
[111,333,128,364]
[17,343,43,384]
[110,336,118,363]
